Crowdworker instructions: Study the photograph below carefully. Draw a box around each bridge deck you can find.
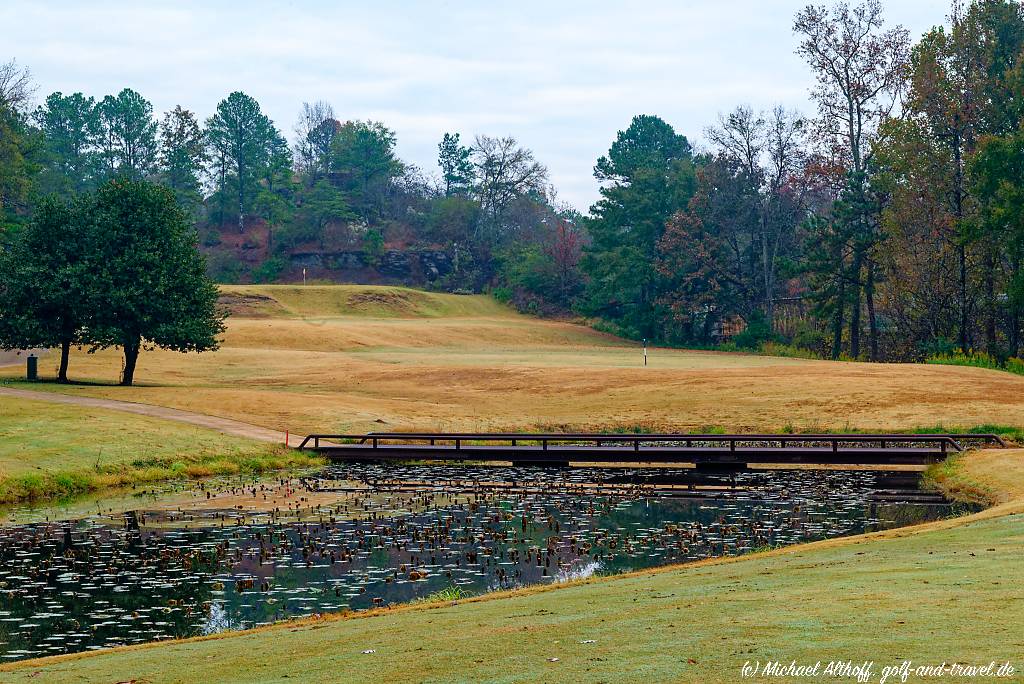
[313,444,947,465]
[300,432,1006,469]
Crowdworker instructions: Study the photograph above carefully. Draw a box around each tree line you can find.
[2,0,1024,365]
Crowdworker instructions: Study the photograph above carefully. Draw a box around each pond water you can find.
[0,465,973,661]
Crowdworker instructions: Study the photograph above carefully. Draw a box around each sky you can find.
[3,1,950,211]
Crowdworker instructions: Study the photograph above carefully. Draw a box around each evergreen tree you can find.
[205,92,279,232]
[158,105,207,211]
[34,91,101,195]
[582,114,697,338]
[96,88,159,179]
[438,132,473,196]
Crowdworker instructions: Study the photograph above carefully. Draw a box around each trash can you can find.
[26,354,37,381]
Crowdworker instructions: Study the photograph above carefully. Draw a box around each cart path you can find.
[0,386,289,444]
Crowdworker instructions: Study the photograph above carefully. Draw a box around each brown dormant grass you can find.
[4,284,1024,436]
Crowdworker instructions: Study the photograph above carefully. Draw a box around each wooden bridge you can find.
[296,432,1007,469]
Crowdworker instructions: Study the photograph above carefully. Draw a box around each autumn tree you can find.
[794,0,910,358]
[471,135,549,242]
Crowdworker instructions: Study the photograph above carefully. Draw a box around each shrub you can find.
[926,349,1002,371]
[733,311,779,349]
[252,256,288,284]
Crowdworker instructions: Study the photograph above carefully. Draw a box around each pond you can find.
[0,464,974,661]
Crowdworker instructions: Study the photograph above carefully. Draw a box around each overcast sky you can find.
[4,1,949,210]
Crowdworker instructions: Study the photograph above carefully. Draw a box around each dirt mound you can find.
[217,293,282,318]
[345,289,427,316]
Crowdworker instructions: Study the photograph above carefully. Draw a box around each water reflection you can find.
[0,465,973,660]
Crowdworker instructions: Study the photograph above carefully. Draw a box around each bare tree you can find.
[293,100,338,177]
[471,135,548,240]
[794,0,910,358]
[0,59,35,114]
[794,0,909,175]
[706,105,808,324]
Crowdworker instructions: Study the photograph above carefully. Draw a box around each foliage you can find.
[159,105,207,211]
[87,179,226,385]
[438,132,473,196]
[205,91,284,232]
[0,195,95,381]
[361,228,385,267]
[583,114,696,339]
[926,349,1024,377]
[252,256,288,284]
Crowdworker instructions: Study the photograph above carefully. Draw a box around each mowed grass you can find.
[5,450,1023,684]
[0,396,318,502]
[5,284,1024,436]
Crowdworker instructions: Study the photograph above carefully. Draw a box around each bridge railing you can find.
[296,432,1007,452]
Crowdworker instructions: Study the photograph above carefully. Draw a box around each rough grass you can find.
[4,449,1023,683]
[220,284,513,319]
[0,396,321,503]
[5,285,1024,437]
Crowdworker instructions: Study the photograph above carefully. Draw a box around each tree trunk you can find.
[866,260,879,361]
[831,277,846,360]
[57,339,71,384]
[985,246,997,357]
[959,245,969,351]
[121,338,141,386]
[849,250,863,360]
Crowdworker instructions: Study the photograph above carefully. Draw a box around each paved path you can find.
[0,349,46,367]
[0,387,289,445]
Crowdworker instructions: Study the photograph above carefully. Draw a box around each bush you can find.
[252,256,288,284]
[733,311,778,349]
[926,349,1002,370]
[362,228,385,267]
[201,229,222,247]
[206,252,244,283]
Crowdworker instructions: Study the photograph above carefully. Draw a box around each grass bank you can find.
[4,449,1022,683]
[0,396,322,503]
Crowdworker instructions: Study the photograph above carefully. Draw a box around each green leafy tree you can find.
[438,132,473,196]
[330,120,403,222]
[0,196,94,382]
[971,126,1024,355]
[205,92,279,233]
[582,114,697,339]
[88,179,225,386]
[158,105,207,210]
[290,179,354,249]
[96,88,159,178]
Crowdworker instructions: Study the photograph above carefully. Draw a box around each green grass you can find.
[0,396,322,503]
[927,349,1024,377]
